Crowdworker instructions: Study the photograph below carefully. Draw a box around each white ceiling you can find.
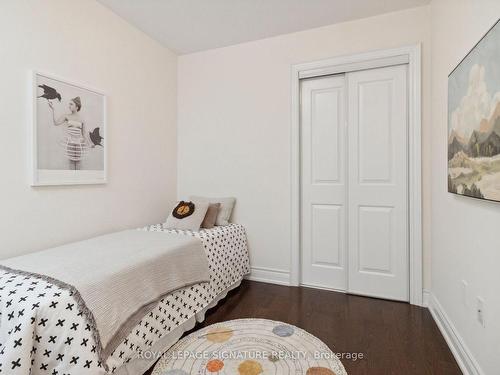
[98,0,430,54]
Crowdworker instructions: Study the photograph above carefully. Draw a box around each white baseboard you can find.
[245,266,290,286]
[427,292,483,375]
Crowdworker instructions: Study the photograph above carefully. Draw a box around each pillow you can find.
[165,200,209,231]
[201,203,221,229]
[190,196,236,226]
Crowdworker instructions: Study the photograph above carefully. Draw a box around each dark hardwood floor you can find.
[145,280,461,375]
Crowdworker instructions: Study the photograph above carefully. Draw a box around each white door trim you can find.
[290,44,423,306]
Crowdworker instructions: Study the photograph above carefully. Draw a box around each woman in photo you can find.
[48,97,92,170]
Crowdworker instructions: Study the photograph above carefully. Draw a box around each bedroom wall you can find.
[0,0,177,259]
[430,0,500,373]
[177,6,432,286]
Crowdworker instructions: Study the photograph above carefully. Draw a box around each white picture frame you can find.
[30,71,107,186]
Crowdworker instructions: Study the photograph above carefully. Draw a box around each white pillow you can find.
[165,200,209,231]
[190,196,235,226]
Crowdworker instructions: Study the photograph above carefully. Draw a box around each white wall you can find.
[0,0,177,259]
[178,6,432,286]
[430,1,500,373]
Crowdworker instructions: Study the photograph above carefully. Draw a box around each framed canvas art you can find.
[31,71,107,186]
[448,19,500,202]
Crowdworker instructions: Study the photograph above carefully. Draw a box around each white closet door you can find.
[347,65,409,301]
[300,75,347,290]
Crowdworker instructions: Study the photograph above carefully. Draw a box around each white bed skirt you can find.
[117,279,243,375]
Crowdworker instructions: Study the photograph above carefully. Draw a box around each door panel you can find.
[358,80,393,183]
[358,206,393,273]
[347,65,409,301]
[301,75,346,290]
[311,204,342,266]
[311,89,341,183]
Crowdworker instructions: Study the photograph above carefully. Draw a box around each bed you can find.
[0,223,250,375]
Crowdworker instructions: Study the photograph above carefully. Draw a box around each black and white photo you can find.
[31,72,106,185]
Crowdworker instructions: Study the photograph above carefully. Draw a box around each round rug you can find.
[151,318,347,375]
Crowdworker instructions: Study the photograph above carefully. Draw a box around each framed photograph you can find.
[31,71,107,186]
[448,19,500,202]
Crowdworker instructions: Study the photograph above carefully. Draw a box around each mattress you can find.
[0,224,250,375]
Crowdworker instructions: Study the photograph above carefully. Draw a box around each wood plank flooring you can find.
[145,280,461,375]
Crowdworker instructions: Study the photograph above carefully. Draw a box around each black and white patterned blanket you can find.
[0,224,250,374]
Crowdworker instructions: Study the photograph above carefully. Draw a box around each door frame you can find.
[290,44,423,306]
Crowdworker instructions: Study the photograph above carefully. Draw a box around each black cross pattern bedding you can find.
[0,224,250,374]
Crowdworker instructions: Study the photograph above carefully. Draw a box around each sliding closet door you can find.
[347,65,409,301]
[300,75,347,290]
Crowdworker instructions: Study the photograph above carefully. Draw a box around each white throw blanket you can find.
[0,229,209,367]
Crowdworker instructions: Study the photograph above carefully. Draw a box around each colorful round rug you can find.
[152,318,347,375]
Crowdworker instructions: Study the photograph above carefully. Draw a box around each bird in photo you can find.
[38,84,62,102]
[89,127,104,147]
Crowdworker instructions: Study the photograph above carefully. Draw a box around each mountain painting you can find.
[448,19,500,202]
